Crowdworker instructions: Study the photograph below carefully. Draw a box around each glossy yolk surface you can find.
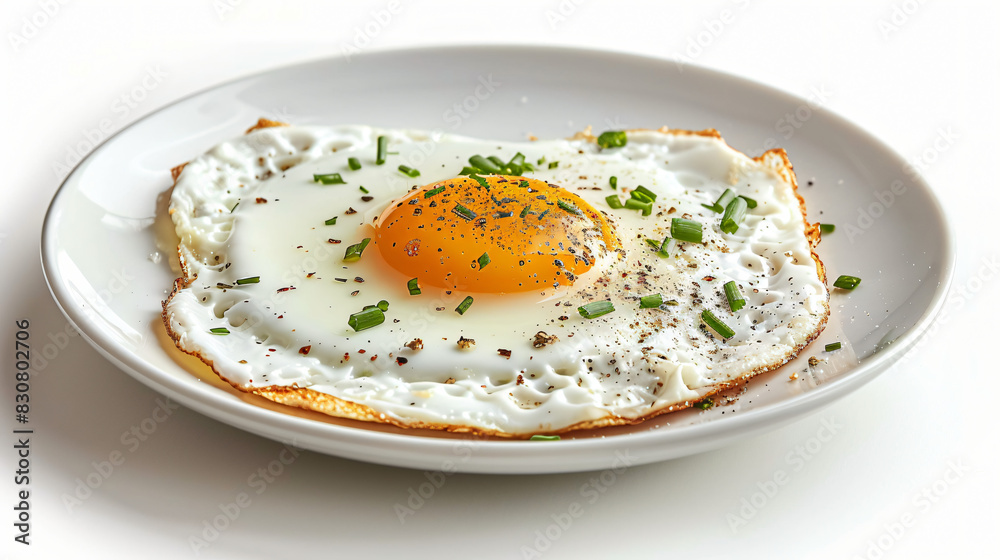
[374,175,620,293]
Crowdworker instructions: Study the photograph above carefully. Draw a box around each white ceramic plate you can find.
[41,46,953,474]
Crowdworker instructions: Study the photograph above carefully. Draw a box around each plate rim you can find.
[39,44,956,473]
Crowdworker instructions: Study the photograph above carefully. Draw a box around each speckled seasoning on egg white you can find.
[162,120,829,437]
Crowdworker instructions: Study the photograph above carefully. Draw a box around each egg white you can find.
[163,123,828,436]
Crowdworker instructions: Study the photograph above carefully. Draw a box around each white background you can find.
[2,1,997,558]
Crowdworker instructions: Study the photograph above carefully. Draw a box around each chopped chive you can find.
[230,202,239,212]
[702,309,735,339]
[407,277,421,295]
[487,155,507,171]
[324,217,338,226]
[398,165,420,178]
[424,185,446,198]
[469,173,491,191]
[671,218,703,243]
[606,195,624,209]
[522,162,535,172]
[694,398,713,410]
[519,180,530,188]
[508,152,526,174]
[578,301,615,319]
[646,237,673,257]
[724,281,745,312]
[703,188,736,214]
[236,276,260,285]
[348,307,384,331]
[557,200,582,215]
[631,185,657,203]
[659,237,677,257]
[825,342,842,352]
[833,275,861,290]
[529,435,560,441]
[630,190,653,204]
[313,173,346,185]
[519,206,531,218]
[469,155,501,174]
[820,223,836,234]
[455,296,474,315]
[376,136,388,165]
[646,236,676,257]
[477,252,490,269]
[453,203,477,221]
[720,196,748,234]
[624,198,653,216]
[640,294,663,309]
[209,327,230,335]
[348,157,362,170]
[548,161,559,169]
[377,300,390,312]
[359,185,369,194]
[666,299,680,306]
[537,156,546,165]
[343,238,371,262]
[609,176,617,189]
[597,130,628,149]
[740,196,757,209]
[458,166,479,175]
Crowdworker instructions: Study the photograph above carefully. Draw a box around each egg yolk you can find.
[375,175,620,293]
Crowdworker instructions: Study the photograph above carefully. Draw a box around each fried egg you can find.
[163,120,829,437]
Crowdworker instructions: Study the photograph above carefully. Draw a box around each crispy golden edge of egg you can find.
[161,119,830,439]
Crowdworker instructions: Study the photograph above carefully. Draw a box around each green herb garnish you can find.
[701,309,735,339]
[624,198,653,216]
[724,281,745,312]
[343,238,372,262]
[407,278,421,295]
[469,155,501,174]
[455,296,474,315]
[424,185,446,198]
[469,173,491,191]
[720,196,748,234]
[578,301,615,319]
[398,165,420,178]
[702,188,735,214]
[557,200,582,215]
[631,185,657,203]
[671,218,703,243]
[376,136,388,165]
[833,275,861,290]
[597,130,627,149]
[639,294,663,309]
[453,203,476,221]
[348,307,384,331]
[313,173,345,185]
